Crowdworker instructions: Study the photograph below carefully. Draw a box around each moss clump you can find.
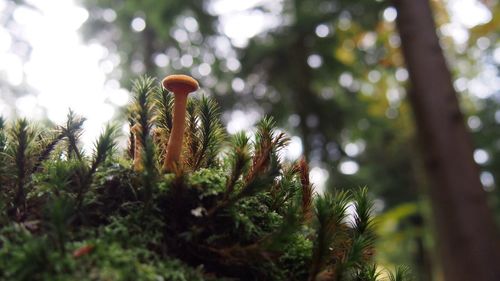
[0,76,411,281]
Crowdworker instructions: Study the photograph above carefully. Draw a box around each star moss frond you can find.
[62,109,85,161]
[131,76,158,209]
[309,191,350,281]
[153,86,174,133]
[31,130,65,174]
[8,118,36,207]
[185,99,201,169]
[131,76,156,144]
[152,86,174,163]
[0,116,6,153]
[192,95,224,169]
[352,187,375,237]
[355,264,382,281]
[225,131,251,197]
[387,265,413,281]
[89,123,119,176]
[295,157,314,222]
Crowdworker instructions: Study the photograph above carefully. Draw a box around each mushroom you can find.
[162,74,199,171]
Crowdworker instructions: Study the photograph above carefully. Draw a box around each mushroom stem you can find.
[161,74,198,172]
[163,93,188,171]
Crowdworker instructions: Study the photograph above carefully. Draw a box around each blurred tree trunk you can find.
[393,0,500,280]
[410,214,433,281]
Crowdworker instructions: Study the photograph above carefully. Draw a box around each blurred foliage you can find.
[79,0,222,89]
[0,0,35,109]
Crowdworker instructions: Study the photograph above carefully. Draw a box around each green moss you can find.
[230,196,282,241]
[0,76,411,281]
[278,233,314,280]
[188,168,227,197]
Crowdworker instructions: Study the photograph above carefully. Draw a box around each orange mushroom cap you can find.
[162,74,199,95]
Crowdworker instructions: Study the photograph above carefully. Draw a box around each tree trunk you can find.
[393,0,500,280]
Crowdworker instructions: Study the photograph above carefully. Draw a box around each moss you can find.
[278,233,314,280]
[0,76,411,281]
[188,168,227,197]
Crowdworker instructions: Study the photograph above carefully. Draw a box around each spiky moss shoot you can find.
[0,76,412,281]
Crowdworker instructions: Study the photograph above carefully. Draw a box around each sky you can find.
[0,0,121,147]
[0,0,496,193]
